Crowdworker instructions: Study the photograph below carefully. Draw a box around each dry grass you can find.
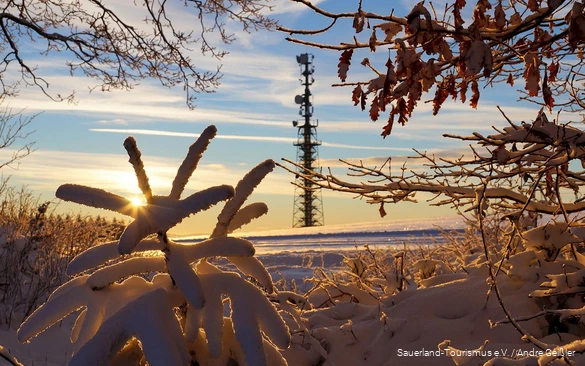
[0,182,124,327]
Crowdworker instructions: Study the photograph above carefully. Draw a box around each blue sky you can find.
[0,0,550,235]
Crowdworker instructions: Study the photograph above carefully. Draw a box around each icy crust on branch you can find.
[86,257,166,289]
[211,159,276,292]
[227,202,269,233]
[20,127,288,365]
[56,183,235,255]
[186,273,290,366]
[18,275,151,344]
[70,288,189,366]
[530,266,585,297]
[189,317,289,366]
[67,239,163,276]
[167,247,206,309]
[522,222,585,261]
[169,236,256,264]
[118,185,236,254]
[123,136,153,203]
[18,272,290,366]
[212,159,275,238]
[481,112,585,166]
[56,185,135,216]
[170,125,217,200]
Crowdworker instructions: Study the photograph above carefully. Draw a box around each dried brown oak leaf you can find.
[548,61,559,82]
[432,82,449,115]
[473,0,492,27]
[406,2,432,35]
[494,2,506,30]
[465,40,492,77]
[420,59,439,92]
[378,22,402,41]
[470,79,480,108]
[383,57,398,99]
[528,0,540,12]
[506,73,514,86]
[382,114,394,137]
[367,75,386,93]
[353,11,366,33]
[351,85,363,106]
[509,12,522,26]
[523,53,541,97]
[567,2,585,51]
[338,49,353,82]
[369,30,377,51]
[379,203,387,218]
[459,80,468,103]
[543,71,554,112]
[370,94,381,121]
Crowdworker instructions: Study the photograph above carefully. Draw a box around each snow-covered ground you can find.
[180,215,465,245]
[5,215,580,366]
[0,217,465,365]
[181,216,465,289]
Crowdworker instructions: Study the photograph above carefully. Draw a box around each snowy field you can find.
[179,216,465,288]
[180,216,465,252]
[6,214,579,366]
[0,216,465,365]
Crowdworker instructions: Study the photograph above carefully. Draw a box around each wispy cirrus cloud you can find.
[319,147,471,169]
[90,128,413,151]
[0,147,318,234]
[93,118,128,126]
[0,148,293,197]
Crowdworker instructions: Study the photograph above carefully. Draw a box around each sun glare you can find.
[130,196,145,206]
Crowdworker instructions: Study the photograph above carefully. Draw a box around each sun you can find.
[130,196,145,206]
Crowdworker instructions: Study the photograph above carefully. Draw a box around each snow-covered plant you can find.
[16,125,290,366]
[0,184,123,328]
[277,109,585,364]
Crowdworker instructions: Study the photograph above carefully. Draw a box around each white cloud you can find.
[268,0,327,16]
[319,147,471,169]
[93,118,128,126]
[0,148,296,199]
[90,128,412,151]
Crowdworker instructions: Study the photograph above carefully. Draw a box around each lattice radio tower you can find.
[292,53,324,228]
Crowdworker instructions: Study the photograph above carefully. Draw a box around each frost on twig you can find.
[212,159,275,237]
[70,287,190,366]
[170,125,217,200]
[55,185,135,216]
[439,340,489,366]
[210,159,276,292]
[123,136,153,203]
[227,202,269,233]
[521,222,583,261]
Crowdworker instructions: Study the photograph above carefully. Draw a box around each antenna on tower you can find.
[291,53,324,228]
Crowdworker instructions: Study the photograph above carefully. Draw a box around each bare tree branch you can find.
[0,0,276,107]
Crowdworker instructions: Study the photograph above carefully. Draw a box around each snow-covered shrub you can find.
[276,110,585,365]
[17,125,291,365]
[0,184,123,328]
